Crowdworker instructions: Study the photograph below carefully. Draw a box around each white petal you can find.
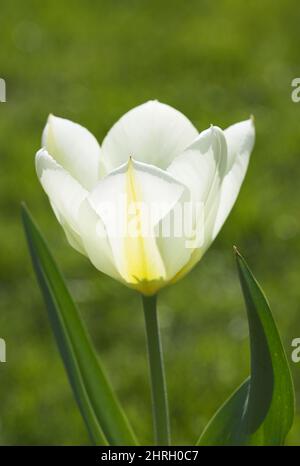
[101,100,198,171]
[77,199,125,283]
[42,114,102,190]
[168,125,227,228]
[88,158,187,294]
[36,149,119,279]
[155,187,194,281]
[35,148,87,254]
[166,126,228,279]
[212,118,255,239]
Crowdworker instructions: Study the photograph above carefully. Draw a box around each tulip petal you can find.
[42,115,102,190]
[88,158,187,294]
[155,187,194,281]
[168,126,227,234]
[101,101,198,171]
[212,118,255,239]
[166,126,228,280]
[36,149,88,254]
[36,149,120,280]
[77,199,125,283]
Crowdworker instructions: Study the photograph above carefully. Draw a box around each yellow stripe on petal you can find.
[122,158,166,294]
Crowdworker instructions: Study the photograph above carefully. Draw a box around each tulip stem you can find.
[142,294,170,445]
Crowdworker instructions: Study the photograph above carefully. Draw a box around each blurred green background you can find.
[0,0,300,445]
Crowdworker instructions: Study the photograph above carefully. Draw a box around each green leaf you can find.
[21,204,137,446]
[198,247,294,446]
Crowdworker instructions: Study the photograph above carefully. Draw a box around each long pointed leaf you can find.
[198,247,294,446]
[22,204,137,446]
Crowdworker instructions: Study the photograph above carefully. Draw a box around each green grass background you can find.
[0,0,300,445]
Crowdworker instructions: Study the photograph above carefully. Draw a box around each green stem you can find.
[142,294,170,445]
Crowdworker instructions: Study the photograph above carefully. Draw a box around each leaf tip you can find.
[233,245,241,257]
[20,202,32,229]
[20,201,29,216]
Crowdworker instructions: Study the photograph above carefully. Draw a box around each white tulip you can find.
[36,101,255,295]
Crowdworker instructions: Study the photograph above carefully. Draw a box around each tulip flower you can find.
[35,100,255,445]
[25,100,294,446]
[36,101,255,296]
